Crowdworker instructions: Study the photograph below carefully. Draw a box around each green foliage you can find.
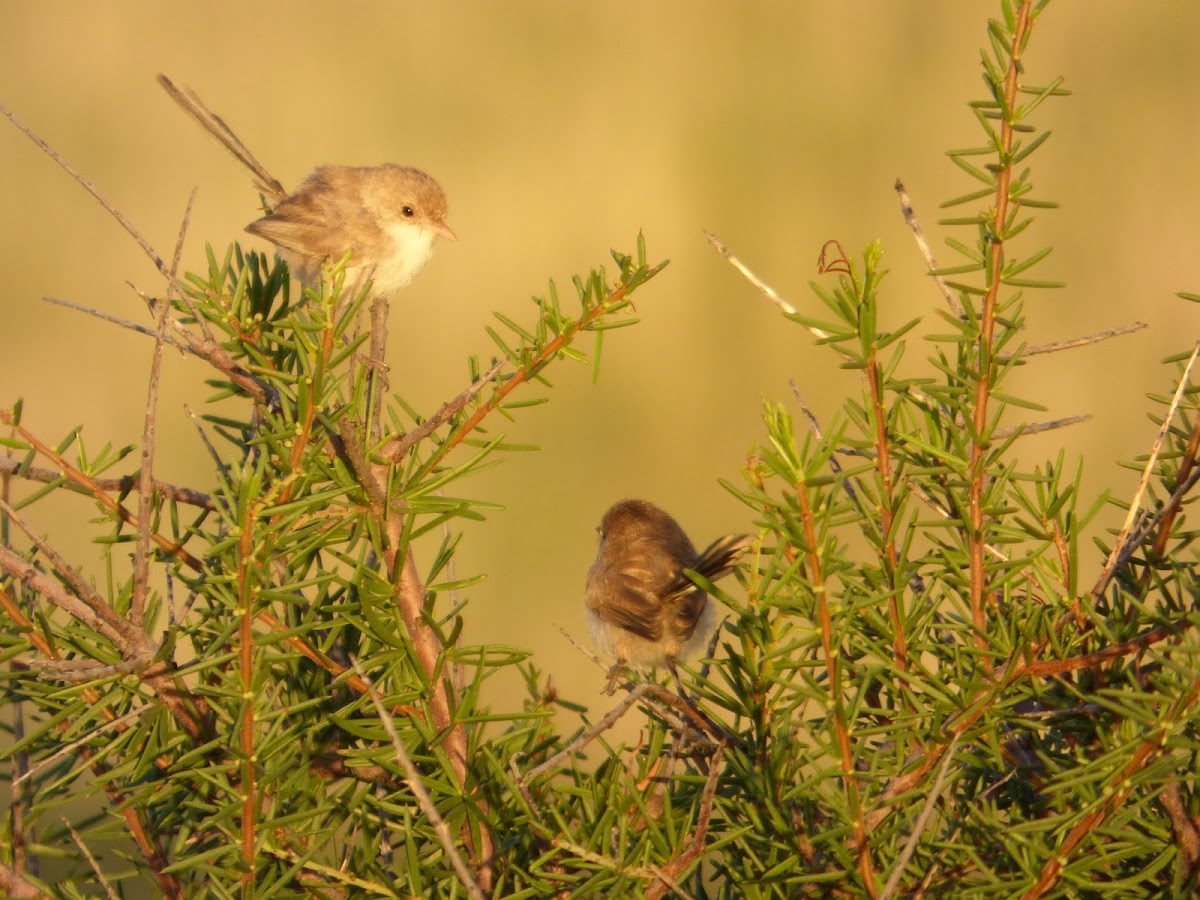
[3,1,1200,897]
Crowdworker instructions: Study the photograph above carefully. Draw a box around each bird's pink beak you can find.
[431,220,458,243]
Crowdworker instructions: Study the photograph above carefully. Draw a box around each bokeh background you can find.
[3,3,1199,721]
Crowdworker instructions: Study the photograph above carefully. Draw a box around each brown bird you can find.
[157,74,455,299]
[584,499,751,679]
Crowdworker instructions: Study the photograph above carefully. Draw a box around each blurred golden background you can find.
[2,3,1199,719]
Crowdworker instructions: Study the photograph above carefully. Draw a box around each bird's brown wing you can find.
[590,568,666,643]
[245,168,377,260]
[245,189,341,260]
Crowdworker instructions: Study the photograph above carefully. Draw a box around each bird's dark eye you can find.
[401,205,415,218]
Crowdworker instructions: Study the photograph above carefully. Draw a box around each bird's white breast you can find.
[357,222,438,297]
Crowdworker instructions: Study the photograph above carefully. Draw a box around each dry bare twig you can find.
[521,683,654,783]
[1092,341,1200,597]
[14,707,144,787]
[894,178,962,317]
[0,456,214,510]
[0,100,166,277]
[551,838,698,900]
[132,189,196,626]
[992,414,1091,439]
[65,821,121,900]
[878,735,960,900]
[556,624,733,748]
[705,230,810,323]
[42,297,195,353]
[0,500,151,652]
[1013,321,1147,357]
[385,357,507,462]
[645,739,725,900]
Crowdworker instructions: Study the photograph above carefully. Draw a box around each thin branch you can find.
[909,483,1009,563]
[8,677,33,884]
[1139,361,1200,591]
[557,623,612,673]
[992,414,1091,439]
[257,843,394,894]
[1008,321,1147,358]
[42,297,195,353]
[521,684,653,783]
[14,708,144,787]
[28,655,162,683]
[1092,341,1200,598]
[1159,782,1200,885]
[556,624,723,744]
[232,500,266,888]
[417,269,655,475]
[0,412,204,571]
[795,456,876,892]
[0,586,58,664]
[352,662,487,900]
[367,289,390,444]
[894,179,962,317]
[879,735,960,900]
[182,405,227,478]
[705,230,819,327]
[1025,619,1193,679]
[65,821,121,900]
[645,739,725,900]
[789,381,846,481]
[0,99,166,277]
[127,280,213,349]
[966,0,1030,673]
[692,616,727,700]
[340,416,495,886]
[551,839,697,900]
[0,501,148,651]
[126,280,275,405]
[1071,467,1200,628]
[504,757,573,900]
[790,380,929,613]
[385,357,507,462]
[0,451,213,509]
[1013,702,1103,722]
[133,189,195,626]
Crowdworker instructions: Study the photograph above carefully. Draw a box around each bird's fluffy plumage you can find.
[585,499,751,668]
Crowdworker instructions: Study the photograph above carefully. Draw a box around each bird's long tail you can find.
[157,73,288,207]
[664,533,753,601]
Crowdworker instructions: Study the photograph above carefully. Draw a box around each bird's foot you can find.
[603,662,631,695]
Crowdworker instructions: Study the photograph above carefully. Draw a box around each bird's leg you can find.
[604,652,631,696]
[667,657,689,700]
